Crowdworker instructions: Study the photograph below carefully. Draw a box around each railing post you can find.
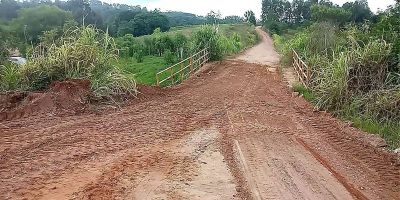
[170,68,174,85]
[156,73,160,86]
[180,62,184,81]
[200,49,206,67]
[306,64,311,85]
[189,56,193,74]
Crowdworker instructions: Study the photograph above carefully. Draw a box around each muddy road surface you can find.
[1,28,399,200]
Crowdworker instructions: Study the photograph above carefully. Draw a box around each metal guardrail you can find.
[156,48,209,86]
[292,49,311,86]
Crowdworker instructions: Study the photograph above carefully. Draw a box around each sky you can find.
[104,0,397,18]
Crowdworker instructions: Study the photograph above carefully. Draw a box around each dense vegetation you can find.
[115,24,259,85]
[267,0,400,148]
[0,0,258,100]
[0,0,258,60]
[1,26,137,100]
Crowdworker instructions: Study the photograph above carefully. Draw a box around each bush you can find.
[4,26,137,99]
[0,63,23,92]
[163,50,176,64]
[192,25,223,61]
[134,50,144,63]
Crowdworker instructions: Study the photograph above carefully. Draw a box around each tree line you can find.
[0,0,258,62]
[262,0,373,34]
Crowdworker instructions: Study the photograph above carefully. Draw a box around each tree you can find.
[114,11,170,37]
[174,33,188,59]
[291,0,313,24]
[163,11,205,26]
[206,10,221,24]
[61,0,102,27]
[223,15,244,24]
[311,5,351,25]
[0,25,10,62]
[262,0,286,22]
[372,3,400,72]
[0,0,20,21]
[12,5,73,44]
[342,0,372,23]
[244,10,257,25]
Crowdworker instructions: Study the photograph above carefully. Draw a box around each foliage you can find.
[0,24,10,62]
[0,0,19,21]
[113,24,258,85]
[371,3,400,73]
[12,5,73,44]
[59,0,103,27]
[163,50,176,64]
[0,63,23,91]
[342,0,372,23]
[223,15,244,24]
[292,83,316,103]
[115,11,170,37]
[163,11,206,27]
[134,50,145,63]
[262,0,373,34]
[311,5,351,25]
[192,25,223,61]
[244,10,257,26]
[274,18,400,148]
[219,33,242,55]
[114,56,166,85]
[0,26,137,99]
[206,10,222,24]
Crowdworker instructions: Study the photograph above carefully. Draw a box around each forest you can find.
[0,0,258,100]
[264,0,400,148]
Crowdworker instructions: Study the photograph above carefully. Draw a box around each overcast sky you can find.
[105,0,397,18]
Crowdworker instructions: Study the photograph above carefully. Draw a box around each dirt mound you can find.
[0,79,91,121]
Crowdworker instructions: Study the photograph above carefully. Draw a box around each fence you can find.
[156,47,209,86]
[292,49,311,87]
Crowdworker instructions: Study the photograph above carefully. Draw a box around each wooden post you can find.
[180,62,184,81]
[156,73,160,86]
[306,63,310,85]
[203,49,206,65]
[170,68,174,85]
[206,48,209,62]
[189,56,193,74]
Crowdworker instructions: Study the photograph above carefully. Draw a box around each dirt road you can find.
[1,28,399,200]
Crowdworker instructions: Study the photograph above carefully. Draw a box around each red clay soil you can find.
[0,79,91,121]
[0,31,399,200]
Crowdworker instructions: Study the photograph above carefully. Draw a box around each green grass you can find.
[138,23,258,49]
[218,24,259,48]
[345,116,400,149]
[294,83,400,149]
[116,24,258,86]
[115,56,168,85]
[292,83,316,103]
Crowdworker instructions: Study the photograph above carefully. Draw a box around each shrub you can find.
[134,50,144,63]
[0,63,23,92]
[163,50,176,64]
[192,25,223,61]
[14,26,137,99]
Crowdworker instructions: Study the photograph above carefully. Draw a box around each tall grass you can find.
[0,26,137,100]
[277,22,400,149]
[0,63,23,91]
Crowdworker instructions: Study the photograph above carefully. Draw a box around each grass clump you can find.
[0,26,137,100]
[0,63,23,91]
